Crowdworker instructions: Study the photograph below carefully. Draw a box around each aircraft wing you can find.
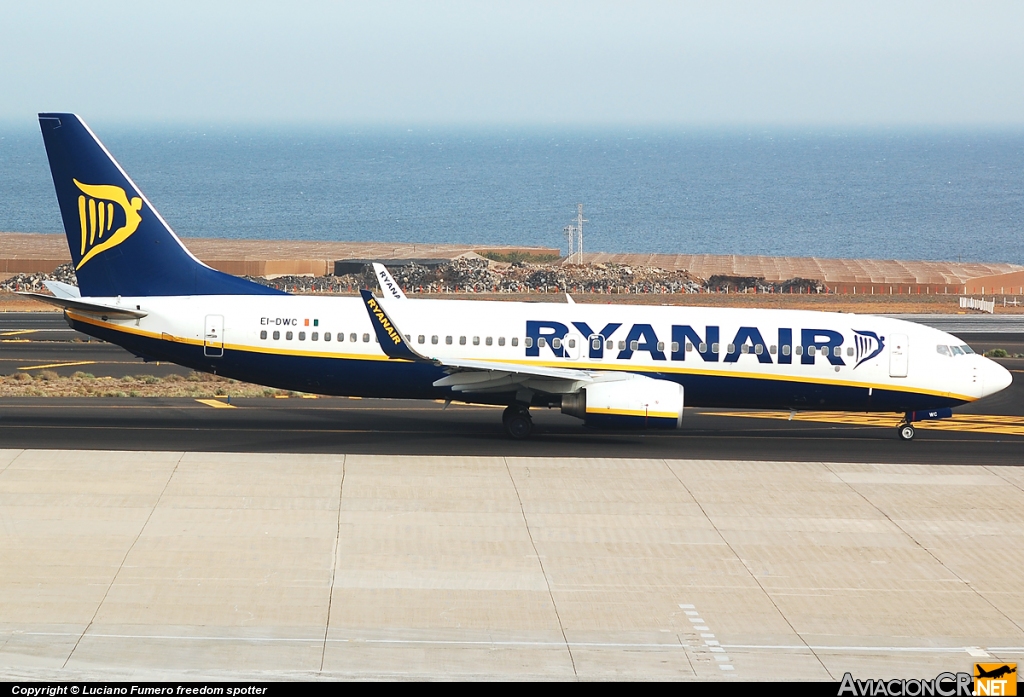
[17,292,148,319]
[359,289,595,394]
[372,263,407,300]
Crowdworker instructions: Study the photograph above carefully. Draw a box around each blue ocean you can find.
[2,125,1023,264]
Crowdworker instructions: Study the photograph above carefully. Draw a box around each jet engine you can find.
[561,376,684,429]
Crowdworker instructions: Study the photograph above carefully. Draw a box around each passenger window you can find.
[755,344,763,355]
[260,330,267,340]
[362,333,370,342]
[418,335,425,344]
[298,332,305,341]
[446,336,453,345]
[460,336,467,345]
[808,346,816,356]
[711,342,719,353]
[512,337,519,347]
[286,331,293,340]
[523,337,532,348]
[618,341,626,350]
[312,332,318,341]
[486,337,493,346]
[657,341,664,352]
[740,344,749,354]
[699,342,707,353]
[551,338,561,349]
[606,340,614,350]
[324,332,331,342]
[727,343,735,353]
[567,338,574,348]
[769,345,777,354]
[498,337,505,346]
[629,340,638,351]
[350,333,357,342]
[272,331,280,340]
[795,345,803,356]
[538,337,547,348]
[685,342,693,352]
[472,336,480,346]
[847,347,853,356]
[782,345,791,356]
[592,338,601,350]
[432,335,439,345]
[672,342,680,352]
[936,345,951,356]
[404,335,411,341]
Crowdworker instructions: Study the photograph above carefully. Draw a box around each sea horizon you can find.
[3,124,1023,266]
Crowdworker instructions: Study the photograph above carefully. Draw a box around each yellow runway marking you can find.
[17,361,97,371]
[1,330,36,336]
[194,399,235,409]
[712,411,1024,436]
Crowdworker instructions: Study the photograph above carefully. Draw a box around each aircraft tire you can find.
[504,412,533,439]
[898,424,915,441]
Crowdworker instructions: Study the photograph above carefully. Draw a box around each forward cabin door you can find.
[204,315,224,357]
[889,333,908,378]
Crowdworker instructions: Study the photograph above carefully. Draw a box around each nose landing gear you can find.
[502,405,533,439]
[897,421,915,441]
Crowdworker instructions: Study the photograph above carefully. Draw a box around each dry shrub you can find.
[164,374,184,382]
[37,370,59,381]
[13,372,32,383]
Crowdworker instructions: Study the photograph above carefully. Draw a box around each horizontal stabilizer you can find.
[18,292,147,319]
[43,280,81,298]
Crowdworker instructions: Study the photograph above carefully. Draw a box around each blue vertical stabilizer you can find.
[38,113,284,297]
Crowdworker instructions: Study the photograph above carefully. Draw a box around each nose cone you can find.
[982,357,1013,397]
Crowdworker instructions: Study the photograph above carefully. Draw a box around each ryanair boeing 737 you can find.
[25,113,1012,439]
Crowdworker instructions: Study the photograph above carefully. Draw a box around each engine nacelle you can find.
[561,377,684,429]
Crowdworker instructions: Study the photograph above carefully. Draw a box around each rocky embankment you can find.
[1,258,825,295]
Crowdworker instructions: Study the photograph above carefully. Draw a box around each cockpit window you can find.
[950,345,965,356]
[936,345,951,357]
[960,345,975,354]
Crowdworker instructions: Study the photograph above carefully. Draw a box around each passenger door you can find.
[889,333,908,378]
[204,315,224,357]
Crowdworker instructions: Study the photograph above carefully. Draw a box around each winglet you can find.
[372,263,407,300]
[359,289,427,361]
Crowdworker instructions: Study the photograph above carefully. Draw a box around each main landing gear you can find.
[897,421,915,441]
[502,405,533,439]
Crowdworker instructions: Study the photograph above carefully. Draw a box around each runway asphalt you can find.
[0,395,1021,463]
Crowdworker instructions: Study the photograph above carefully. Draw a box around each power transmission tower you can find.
[562,204,586,264]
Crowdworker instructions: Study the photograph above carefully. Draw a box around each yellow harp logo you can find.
[73,179,143,270]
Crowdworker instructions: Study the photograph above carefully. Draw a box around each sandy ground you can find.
[0,371,291,398]
[4,290,1022,314]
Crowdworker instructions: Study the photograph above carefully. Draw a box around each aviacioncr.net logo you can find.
[73,179,143,270]
[839,671,974,696]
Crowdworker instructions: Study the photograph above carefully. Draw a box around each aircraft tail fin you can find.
[37,113,283,298]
